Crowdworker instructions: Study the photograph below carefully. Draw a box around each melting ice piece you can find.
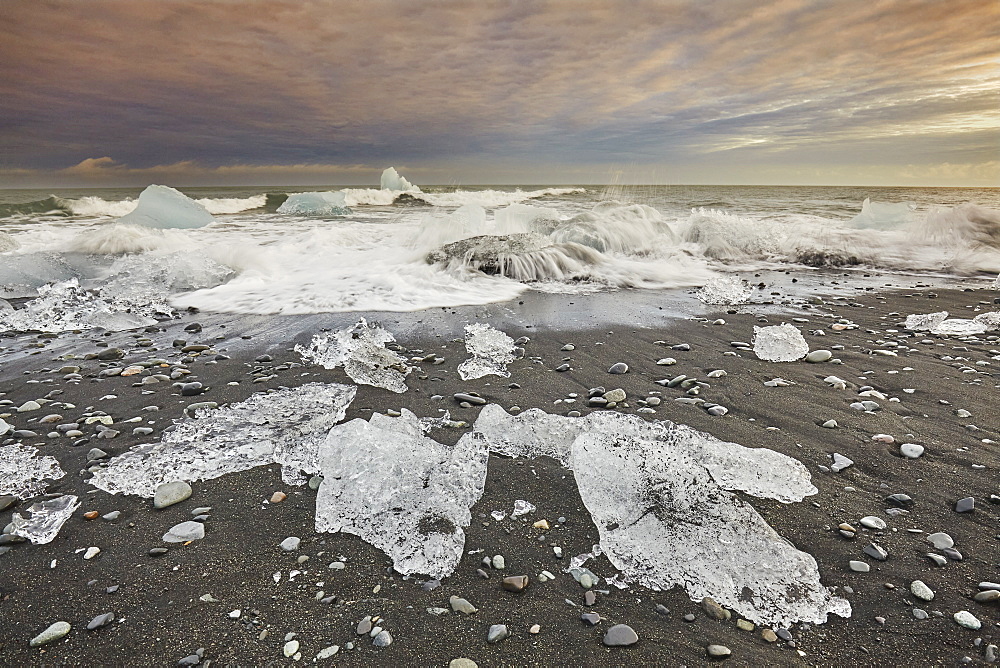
[0,444,66,499]
[315,410,488,579]
[973,311,1000,330]
[277,191,351,216]
[904,311,948,331]
[89,383,356,496]
[295,319,411,393]
[472,406,848,626]
[0,231,18,252]
[457,323,517,381]
[0,279,157,333]
[11,495,80,544]
[117,185,214,229]
[697,275,752,305]
[380,167,421,192]
[932,319,988,336]
[753,324,808,362]
[512,499,536,517]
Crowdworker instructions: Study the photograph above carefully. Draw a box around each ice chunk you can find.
[295,319,411,393]
[512,500,536,517]
[457,323,517,380]
[89,383,356,496]
[277,191,351,216]
[0,444,66,499]
[380,167,420,192]
[117,185,214,229]
[931,319,988,336]
[848,198,914,230]
[753,324,809,362]
[0,278,157,333]
[0,231,18,252]
[471,406,847,626]
[973,311,1000,330]
[697,275,752,305]
[11,495,80,544]
[315,410,488,579]
[904,311,948,331]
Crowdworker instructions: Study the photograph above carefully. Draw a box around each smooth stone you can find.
[17,401,41,412]
[761,629,778,643]
[581,612,601,626]
[501,575,528,592]
[831,453,854,472]
[603,388,626,403]
[805,350,832,363]
[701,596,731,620]
[449,596,477,614]
[926,553,949,566]
[86,612,115,630]
[910,580,934,601]
[0,495,16,512]
[864,543,888,561]
[707,644,732,658]
[356,616,373,635]
[886,493,914,508]
[848,560,870,572]
[283,639,300,657]
[453,393,486,405]
[449,660,478,668]
[584,590,596,606]
[162,521,205,543]
[608,363,628,374]
[859,516,887,530]
[912,608,929,620]
[487,624,509,643]
[927,532,954,549]
[372,630,392,648]
[280,536,301,551]
[821,419,838,429]
[84,546,101,560]
[603,624,639,646]
[973,590,1000,603]
[943,547,963,561]
[955,497,975,513]
[30,621,71,646]
[954,611,981,630]
[153,481,192,509]
[900,443,924,459]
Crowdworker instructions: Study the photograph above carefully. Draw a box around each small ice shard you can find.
[973,311,1000,330]
[697,275,752,305]
[380,167,421,192]
[277,191,351,216]
[89,383,356,496]
[931,319,988,336]
[315,410,488,579]
[117,185,214,229]
[11,495,80,544]
[295,319,411,393]
[904,311,948,331]
[457,323,517,380]
[752,324,808,362]
[0,444,66,499]
[512,500,536,517]
[471,406,847,626]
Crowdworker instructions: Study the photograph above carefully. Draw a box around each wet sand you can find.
[1,276,998,666]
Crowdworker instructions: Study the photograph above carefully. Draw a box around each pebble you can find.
[487,624,509,643]
[701,596,731,620]
[822,419,838,429]
[30,621,71,646]
[656,358,677,365]
[954,611,981,630]
[805,350,832,363]
[848,561,870,572]
[761,629,778,643]
[492,554,505,569]
[912,608,929,620]
[153,481,192,509]
[900,443,924,459]
[87,612,115,630]
[973,590,1000,603]
[707,644,732,658]
[279,537,301,551]
[910,580,934,601]
[162,521,205,543]
[270,491,287,503]
[449,596,477,614]
[84,546,101,560]
[453,393,486,405]
[955,497,975,513]
[927,532,954,549]
[581,612,601,626]
[608,363,628,374]
[603,388,626,403]
[17,400,41,412]
[373,630,392,648]
[449,660,478,668]
[602,624,638,646]
[859,516,887,530]
[831,453,854,472]
[283,639,300,657]
[863,543,888,561]
[501,575,529,592]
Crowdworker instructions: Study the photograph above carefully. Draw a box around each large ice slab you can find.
[697,275,752,305]
[117,185,214,229]
[0,444,67,499]
[11,495,80,544]
[457,323,517,380]
[380,167,420,192]
[295,319,411,393]
[276,191,351,216]
[89,383,356,496]
[471,406,848,626]
[753,323,809,362]
[315,410,488,579]
[0,278,157,333]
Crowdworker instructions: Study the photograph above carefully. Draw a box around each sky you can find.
[0,0,997,188]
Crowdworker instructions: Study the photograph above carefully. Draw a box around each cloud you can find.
[0,0,997,185]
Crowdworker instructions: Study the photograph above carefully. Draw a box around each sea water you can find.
[1,181,998,326]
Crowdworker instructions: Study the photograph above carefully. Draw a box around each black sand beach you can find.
[1,275,998,667]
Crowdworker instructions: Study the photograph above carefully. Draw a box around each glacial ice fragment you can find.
[973,311,1000,330]
[471,406,848,626]
[904,311,949,331]
[752,324,809,362]
[117,185,214,229]
[457,323,517,380]
[11,495,80,544]
[0,279,157,333]
[295,319,411,393]
[277,191,351,216]
[89,383,356,496]
[932,319,988,336]
[380,167,421,192]
[697,275,752,305]
[315,410,488,579]
[0,444,66,499]
[0,231,18,252]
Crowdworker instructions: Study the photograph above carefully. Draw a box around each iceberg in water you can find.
[457,323,517,380]
[380,167,420,192]
[753,323,809,362]
[117,185,214,229]
[471,405,850,626]
[315,410,488,579]
[848,198,914,230]
[277,191,351,216]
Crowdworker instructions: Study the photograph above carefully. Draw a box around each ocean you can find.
[1,180,998,331]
